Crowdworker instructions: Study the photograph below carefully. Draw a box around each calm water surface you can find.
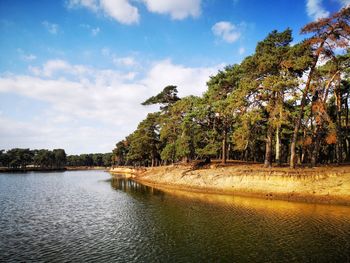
[0,170,349,262]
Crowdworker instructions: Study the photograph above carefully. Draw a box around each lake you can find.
[0,170,349,262]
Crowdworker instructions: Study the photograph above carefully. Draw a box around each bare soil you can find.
[110,162,350,206]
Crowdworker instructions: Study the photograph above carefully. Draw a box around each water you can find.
[0,171,349,262]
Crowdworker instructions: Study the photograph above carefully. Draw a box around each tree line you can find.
[66,153,112,167]
[112,7,350,168]
[0,148,67,169]
[0,148,113,169]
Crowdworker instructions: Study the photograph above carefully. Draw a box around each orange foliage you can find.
[312,102,320,112]
[325,132,337,144]
[303,136,313,146]
[281,60,292,69]
[315,115,322,125]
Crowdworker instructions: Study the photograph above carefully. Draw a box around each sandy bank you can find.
[66,166,107,171]
[110,164,350,206]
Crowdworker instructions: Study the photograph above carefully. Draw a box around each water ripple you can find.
[0,172,349,262]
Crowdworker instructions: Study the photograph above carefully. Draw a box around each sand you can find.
[109,163,350,206]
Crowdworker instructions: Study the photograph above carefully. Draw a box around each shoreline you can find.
[109,164,350,206]
[0,166,108,173]
[66,166,108,171]
[0,167,67,173]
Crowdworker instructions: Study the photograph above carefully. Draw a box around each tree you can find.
[113,140,129,166]
[205,65,242,163]
[142,85,180,111]
[0,150,10,167]
[111,7,350,168]
[53,149,66,168]
[235,29,300,167]
[160,96,202,163]
[290,7,350,168]
[102,153,112,167]
[127,113,160,166]
[6,148,33,168]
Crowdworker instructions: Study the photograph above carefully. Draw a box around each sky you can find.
[0,0,349,154]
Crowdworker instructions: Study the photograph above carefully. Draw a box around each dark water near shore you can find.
[0,171,349,262]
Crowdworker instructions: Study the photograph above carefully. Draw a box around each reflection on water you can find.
[111,178,165,198]
[1,171,349,263]
[111,178,350,263]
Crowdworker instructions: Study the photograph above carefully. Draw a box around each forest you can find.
[0,148,112,169]
[66,153,112,167]
[0,148,67,169]
[113,7,350,168]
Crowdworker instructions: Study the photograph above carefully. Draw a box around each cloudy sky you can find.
[0,0,348,154]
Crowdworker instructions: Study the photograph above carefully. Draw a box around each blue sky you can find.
[0,0,348,154]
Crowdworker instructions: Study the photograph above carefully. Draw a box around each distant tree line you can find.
[113,7,350,168]
[0,148,113,169]
[66,153,112,167]
[0,148,67,169]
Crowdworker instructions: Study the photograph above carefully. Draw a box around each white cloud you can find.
[67,0,99,11]
[0,73,146,154]
[67,0,139,25]
[142,0,201,19]
[0,59,221,153]
[30,59,71,77]
[80,24,101,36]
[91,27,100,36]
[212,21,241,43]
[100,0,139,25]
[306,0,330,20]
[113,56,136,67]
[142,59,221,97]
[67,0,201,24]
[0,116,119,154]
[238,47,245,55]
[338,0,350,7]
[101,47,110,56]
[101,48,138,68]
[22,54,37,61]
[42,21,59,34]
[306,0,349,20]
[17,49,37,61]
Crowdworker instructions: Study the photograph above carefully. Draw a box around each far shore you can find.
[0,167,67,173]
[66,166,108,171]
[0,166,108,173]
[109,162,350,206]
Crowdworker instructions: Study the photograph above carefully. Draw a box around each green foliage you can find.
[126,113,160,166]
[113,7,350,167]
[160,143,176,163]
[5,148,33,168]
[1,148,67,169]
[142,85,180,110]
[66,152,112,167]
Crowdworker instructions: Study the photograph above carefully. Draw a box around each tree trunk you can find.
[151,158,154,167]
[335,75,343,164]
[227,143,231,161]
[264,126,273,168]
[222,126,227,164]
[346,88,349,160]
[275,126,281,165]
[290,67,318,168]
[311,127,321,167]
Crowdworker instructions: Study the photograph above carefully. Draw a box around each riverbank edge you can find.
[0,166,108,173]
[66,166,108,171]
[109,164,350,206]
[0,167,67,173]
